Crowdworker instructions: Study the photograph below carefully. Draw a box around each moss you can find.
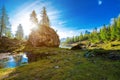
[0,37,25,53]
[0,68,15,80]
[88,41,120,50]
[0,48,120,80]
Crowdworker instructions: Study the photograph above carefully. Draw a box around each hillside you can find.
[0,1,120,80]
[0,47,120,80]
[0,37,25,53]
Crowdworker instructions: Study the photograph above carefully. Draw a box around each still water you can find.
[0,53,28,68]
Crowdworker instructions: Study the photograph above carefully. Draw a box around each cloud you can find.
[110,18,114,25]
[58,21,66,25]
[9,0,97,39]
[98,0,102,5]
[10,0,62,36]
[57,28,93,39]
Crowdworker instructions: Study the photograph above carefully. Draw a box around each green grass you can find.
[0,68,15,80]
[0,47,120,80]
[89,41,120,50]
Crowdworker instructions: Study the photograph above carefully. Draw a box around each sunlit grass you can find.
[1,47,120,80]
[0,68,15,80]
[89,41,120,50]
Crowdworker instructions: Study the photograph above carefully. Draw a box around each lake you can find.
[0,52,28,68]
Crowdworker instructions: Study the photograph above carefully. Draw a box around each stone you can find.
[90,43,97,47]
[54,66,59,69]
[84,51,95,58]
[28,25,60,47]
[108,52,120,60]
[71,43,86,50]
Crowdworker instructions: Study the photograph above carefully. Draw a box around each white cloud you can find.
[110,18,114,25]
[10,0,62,36]
[58,21,66,25]
[57,28,93,39]
[9,0,96,39]
[98,0,102,5]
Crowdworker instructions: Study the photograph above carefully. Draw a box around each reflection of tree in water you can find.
[21,53,28,64]
[0,58,8,68]
[6,56,16,68]
[15,53,28,66]
[15,55,22,66]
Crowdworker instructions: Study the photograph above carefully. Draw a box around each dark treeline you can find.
[65,15,120,44]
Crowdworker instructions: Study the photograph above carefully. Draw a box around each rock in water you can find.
[28,25,60,47]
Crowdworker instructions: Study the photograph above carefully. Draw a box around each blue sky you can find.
[0,0,120,38]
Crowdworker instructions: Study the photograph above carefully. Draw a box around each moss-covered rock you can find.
[0,37,25,53]
[71,43,86,50]
[84,49,120,60]
[28,25,60,47]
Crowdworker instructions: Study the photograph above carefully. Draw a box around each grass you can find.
[89,41,120,50]
[0,47,120,80]
[0,68,15,80]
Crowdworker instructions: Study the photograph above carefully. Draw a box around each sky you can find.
[0,0,120,39]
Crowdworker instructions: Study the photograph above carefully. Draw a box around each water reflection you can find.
[21,53,28,63]
[5,56,17,68]
[0,52,28,68]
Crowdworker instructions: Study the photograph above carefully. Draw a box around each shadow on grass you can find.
[84,49,120,60]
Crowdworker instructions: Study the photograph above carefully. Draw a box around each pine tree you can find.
[89,28,100,43]
[6,24,12,37]
[84,30,90,40]
[65,37,71,44]
[106,25,111,41]
[30,10,38,25]
[110,18,117,41]
[0,6,11,37]
[15,24,24,40]
[100,25,110,42]
[64,15,120,43]
[100,26,105,41]
[116,16,120,40]
[40,7,50,26]
[79,33,83,41]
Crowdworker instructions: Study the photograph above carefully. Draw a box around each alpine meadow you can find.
[0,0,120,80]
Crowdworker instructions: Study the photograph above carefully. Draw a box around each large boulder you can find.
[28,25,60,47]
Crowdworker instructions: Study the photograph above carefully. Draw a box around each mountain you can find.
[60,38,66,42]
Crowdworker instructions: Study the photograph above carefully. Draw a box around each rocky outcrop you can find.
[28,7,60,47]
[71,43,86,50]
[28,25,60,47]
[84,49,120,60]
[0,37,24,52]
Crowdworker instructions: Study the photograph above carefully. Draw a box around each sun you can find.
[11,14,35,36]
[98,0,102,5]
